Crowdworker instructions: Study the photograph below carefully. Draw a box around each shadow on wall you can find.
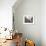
[12,0,41,46]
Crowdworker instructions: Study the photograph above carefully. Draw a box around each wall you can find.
[41,0,46,46]
[13,0,41,46]
[0,0,16,30]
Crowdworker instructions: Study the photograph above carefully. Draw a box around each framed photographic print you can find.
[23,15,34,24]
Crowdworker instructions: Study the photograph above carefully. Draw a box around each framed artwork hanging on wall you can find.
[23,15,34,24]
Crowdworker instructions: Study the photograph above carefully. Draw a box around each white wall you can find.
[0,0,16,30]
[13,0,41,46]
[41,0,46,46]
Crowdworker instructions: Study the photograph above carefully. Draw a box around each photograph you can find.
[23,15,34,24]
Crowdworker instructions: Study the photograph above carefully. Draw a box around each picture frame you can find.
[23,15,34,24]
